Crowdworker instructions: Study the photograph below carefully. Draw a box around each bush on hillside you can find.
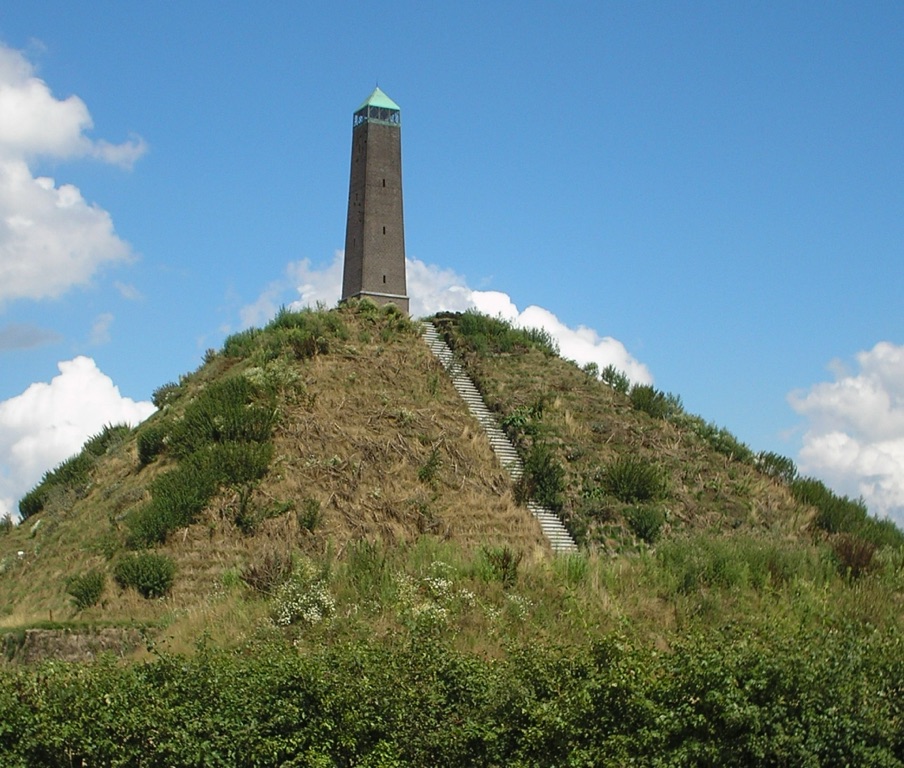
[629,385,683,420]
[625,505,666,544]
[515,442,566,512]
[66,570,106,610]
[137,422,168,466]
[18,450,97,520]
[114,552,175,598]
[83,423,131,457]
[600,364,631,395]
[601,456,666,504]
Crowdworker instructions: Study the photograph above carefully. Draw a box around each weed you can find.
[66,570,106,610]
[417,447,443,486]
[478,545,522,589]
[242,549,293,594]
[832,534,876,579]
[297,498,322,533]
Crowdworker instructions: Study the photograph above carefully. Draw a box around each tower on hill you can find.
[341,87,409,314]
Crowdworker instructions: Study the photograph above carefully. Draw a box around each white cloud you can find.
[0,356,155,521]
[0,43,145,306]
[789,341,904,525]
[241,252,651,384]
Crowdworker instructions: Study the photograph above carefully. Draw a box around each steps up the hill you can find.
[421,322,578,554]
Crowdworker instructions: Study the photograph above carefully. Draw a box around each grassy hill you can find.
[1,302,902,764]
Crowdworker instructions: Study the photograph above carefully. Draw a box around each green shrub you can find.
[151,381,181,408]
[114,552,175,598]
[417,448,442,486]
[629,385,682,420]
[169,376,275,458]
[449,310,559,356]
[755,451,798,483]
[0,513,12,535]
[66,570,106,610]
[137,423,168,466]
[602,456,666,503]
[685,416,755,463]
[18,450,97,519]
[625,505,666,544]
[222,328,261,359]
[83,423,131,456]
[600,364,631,395]
[516,442,565,511]
[478,545,522,589]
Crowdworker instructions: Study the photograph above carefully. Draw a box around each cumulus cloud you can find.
[789,341,904,525]
[0,356,155,520]
[0,43,145,306]
[241,251,651,384]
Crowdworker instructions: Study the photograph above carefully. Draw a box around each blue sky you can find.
[1,2,902,524]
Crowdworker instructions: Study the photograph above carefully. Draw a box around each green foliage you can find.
[0,625,901,765]
[113,552,175,598]
[629,384,683,420]
[417,447,443,486]
[789,476,904,548]
[0,513,12,535]
[151,381,181,408]
[446,310,559,356]
[600,364,631,394]
[136,422,167,466]
[169,376,275,458]
[624,505,666,544]
[515,442,565,511]
[18,448,97,519]
[127,442,274,547]
[478,545,522,589]
[657,534,828,594]
[685,415,755,463]
[601,456,666,504]
[222,327,260,359]
[755,450,798,483]
[65,570,106,610]
[83,423,131,457]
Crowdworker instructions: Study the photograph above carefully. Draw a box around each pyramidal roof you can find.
[357,86,400,112]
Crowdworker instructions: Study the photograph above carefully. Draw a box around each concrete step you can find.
[421,322,579,555]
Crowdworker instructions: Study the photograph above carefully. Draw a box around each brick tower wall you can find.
[342,118,409,314]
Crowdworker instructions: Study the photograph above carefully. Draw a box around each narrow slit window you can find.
[383,226,386,234]
[383,275,386,284]
[382,178,386,187]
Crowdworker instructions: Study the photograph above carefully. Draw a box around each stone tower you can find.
[341,87,409,314]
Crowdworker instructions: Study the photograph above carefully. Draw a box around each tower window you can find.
[382,179,386,187]
[383,275,386,284]
[383,226,386,234]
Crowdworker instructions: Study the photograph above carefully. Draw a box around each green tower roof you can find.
[357,86,400,112]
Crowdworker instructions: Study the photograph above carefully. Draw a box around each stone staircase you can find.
[421,322,578,554]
